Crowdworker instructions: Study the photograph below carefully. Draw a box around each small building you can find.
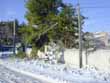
[93,32,110,48]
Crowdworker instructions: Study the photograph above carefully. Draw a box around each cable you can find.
[74,5,110,9]
[73,2,110,9]
[81,6,110,9]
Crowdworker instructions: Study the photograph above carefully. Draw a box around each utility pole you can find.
[77,0,83,68]
[13,20,16,55]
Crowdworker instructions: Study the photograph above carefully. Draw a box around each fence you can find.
[64,49,110,71]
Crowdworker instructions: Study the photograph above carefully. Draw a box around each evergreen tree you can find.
[21,0,85,49]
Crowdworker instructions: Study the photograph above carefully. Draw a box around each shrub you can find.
[16,51,26,59]
[30,47,38,59]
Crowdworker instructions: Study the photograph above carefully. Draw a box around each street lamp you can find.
[32,25,38,29]
[32,23,58,41]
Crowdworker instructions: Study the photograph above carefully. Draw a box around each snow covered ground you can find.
[0,58,110,83]
[0,64,44,83]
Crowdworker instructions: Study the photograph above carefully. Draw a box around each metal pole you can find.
[77,1,83,68]
[13,20,16,55]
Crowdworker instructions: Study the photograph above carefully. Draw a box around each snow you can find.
[0,58,110,83]
[0,65,42,83]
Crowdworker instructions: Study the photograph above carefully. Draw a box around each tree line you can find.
[1,0,94,59]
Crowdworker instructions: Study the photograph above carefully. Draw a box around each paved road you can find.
[0,65,46,83]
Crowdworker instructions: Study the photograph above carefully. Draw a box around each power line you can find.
[74,5,110,9]
[74,4,110,9]
[81,6,110,9]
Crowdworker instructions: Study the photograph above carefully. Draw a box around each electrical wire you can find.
[81,6,110,9]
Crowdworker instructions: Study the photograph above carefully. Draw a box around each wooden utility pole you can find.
[77,0,83,68]
[13,20,16,55]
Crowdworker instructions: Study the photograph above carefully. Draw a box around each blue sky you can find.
[0,0,110,32]
[0,0,26,22]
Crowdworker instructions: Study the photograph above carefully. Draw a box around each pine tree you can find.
[21,0,85,49]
